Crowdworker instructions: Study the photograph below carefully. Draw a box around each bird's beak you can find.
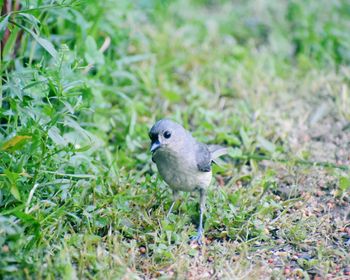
[150,141,161,153]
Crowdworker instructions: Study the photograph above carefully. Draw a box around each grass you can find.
[0,0,350,279]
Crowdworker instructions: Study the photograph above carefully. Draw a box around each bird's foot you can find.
[190,228,204,245]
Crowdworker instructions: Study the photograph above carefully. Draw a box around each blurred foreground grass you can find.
[0,0,350,279]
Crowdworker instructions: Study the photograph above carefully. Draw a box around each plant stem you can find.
[232,153,349,171]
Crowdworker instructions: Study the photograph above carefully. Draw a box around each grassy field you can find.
[1,0,350,279]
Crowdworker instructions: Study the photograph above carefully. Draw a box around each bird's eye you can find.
[163,131,171,139]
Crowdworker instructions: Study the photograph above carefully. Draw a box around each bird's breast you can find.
[153,150,212,192]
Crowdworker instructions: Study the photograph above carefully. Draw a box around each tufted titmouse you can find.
[149,119,228,244]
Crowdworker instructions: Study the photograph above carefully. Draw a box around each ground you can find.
[0,0,350,279]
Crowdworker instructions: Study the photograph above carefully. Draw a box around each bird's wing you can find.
[195,142,212,172]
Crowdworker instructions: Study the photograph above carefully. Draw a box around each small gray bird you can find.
[149,119,228,244]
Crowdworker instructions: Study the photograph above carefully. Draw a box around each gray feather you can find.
[195,142,212,172]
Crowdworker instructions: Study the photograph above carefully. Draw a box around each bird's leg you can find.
[167,190,179,218]
[191,188,206,245]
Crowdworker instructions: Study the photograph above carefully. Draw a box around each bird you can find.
[149,119,228,244]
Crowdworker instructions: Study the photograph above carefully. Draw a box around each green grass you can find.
[1,0,350,279]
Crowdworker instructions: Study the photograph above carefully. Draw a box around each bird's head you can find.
[148,119,189,155]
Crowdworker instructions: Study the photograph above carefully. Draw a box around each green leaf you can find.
[163,90,181,102]
[18,12,40,31]
[48,126,67,146]
[10,185,21,201]
[228,191,240,205]
[34,36,58,60]
[4,169,21,200]
[1,135,32,151]
[85,36,104,65]
[2,25,19,59]
[339,176,350,192]
[76,145,91,152]
[13,22,58,60]
[257,136,276,153]
[12,210,40,225]
[239,128,250,148]
[12,210,41,248]
[228,147,243,158]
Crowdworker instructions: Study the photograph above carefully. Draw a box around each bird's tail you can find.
[208,145,229,164]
